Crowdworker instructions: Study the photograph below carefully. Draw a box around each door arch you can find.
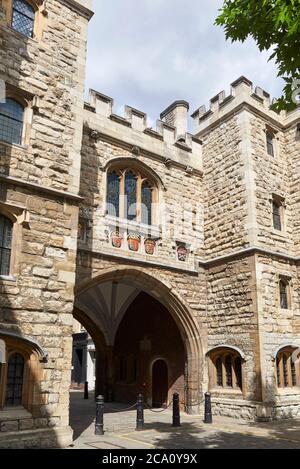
[152,359,168,408]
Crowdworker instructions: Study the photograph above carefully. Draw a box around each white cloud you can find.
[85,0,283,126]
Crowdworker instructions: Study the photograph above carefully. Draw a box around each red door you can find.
[152,359,168,408]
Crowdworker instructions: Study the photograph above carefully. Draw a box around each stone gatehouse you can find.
[0,0,299,449]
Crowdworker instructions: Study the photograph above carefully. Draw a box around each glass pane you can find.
[216,357,223,387]
[12,0,35,38]
[276,356,281,387]
[5,353,24,407]
[267,134,274,156]
[280,281,288,309]
[0,99,24,145]
[283,355,288,387]
[141,181,152,225]
[0,215,12,276]
[272,202,282,230]
[125,171,137,221]
[225,355,233,387]
[234,357,242,389]
[291,360,297,386]
[107,172,120,217]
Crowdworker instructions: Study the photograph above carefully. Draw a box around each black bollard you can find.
[84,381,89,400]
[95,395,104,435]
[172,393,181,427]
[204,392,212,424]
[136,393,145,431]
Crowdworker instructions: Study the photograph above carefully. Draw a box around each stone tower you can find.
[0,0,93,448]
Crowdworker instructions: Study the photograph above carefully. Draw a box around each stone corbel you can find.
[31,95,40,112]
[17,209,30,228]
[164,158,172,168]
[185,166,193,175]
[131,146,140,157]
[90,129,101,141]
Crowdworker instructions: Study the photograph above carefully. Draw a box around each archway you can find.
[73,266,202,412]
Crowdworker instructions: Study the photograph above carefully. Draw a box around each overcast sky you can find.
[85,0,283,126]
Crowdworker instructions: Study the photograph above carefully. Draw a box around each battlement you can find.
[192,76,299,135]
[85,89,202,159]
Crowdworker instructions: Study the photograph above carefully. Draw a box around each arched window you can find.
[0,98,24,145]
[279,278,289,309]
[12,0,35,38]
[106,167,156,225]
[5,352,25,407]
[210,348,243,391]
[0,214,13,276]
[276,347,299,388]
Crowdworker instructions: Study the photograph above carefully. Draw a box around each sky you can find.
[85,0,283,126]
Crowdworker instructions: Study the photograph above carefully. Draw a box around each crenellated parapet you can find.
[84,89,203,172]
[192,76,300,136]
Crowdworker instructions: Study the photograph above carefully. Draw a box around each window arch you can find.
[276,347,299,388]
[106,167,157,225]
[209,348,243,391]
[12,0,35,38]
[0,98,24,145]
[0,214,13,276]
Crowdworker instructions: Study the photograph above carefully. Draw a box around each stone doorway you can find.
[152,359,168,408]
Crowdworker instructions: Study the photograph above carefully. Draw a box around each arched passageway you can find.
[73,267,202,412]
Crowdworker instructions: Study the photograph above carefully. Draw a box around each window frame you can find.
[271,194,286,233]
[4,0,46,41]
[0,97,25,146]
[208,348,244,393]
[106,166,158,226]
[278,276,291,311]
[265,125,278,158]
[276,347,300,389]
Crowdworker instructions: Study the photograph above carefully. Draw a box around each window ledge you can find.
[210,387,243,395]
[104,215,161,237]
[0,139,28,152]
[271,229,287,239]
[0,407,32,422]
[4,25,38,45]
[0,275,16,282]
[277,387,300,396]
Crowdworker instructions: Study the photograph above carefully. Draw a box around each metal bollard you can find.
[84,381,89,400]
[95,395,104,435]
[204,392,212,424]
[136,393,145,431]
[172,393,181,427]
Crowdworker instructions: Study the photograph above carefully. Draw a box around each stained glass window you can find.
[141,180,152,225]
[12,0,35,38]
[5,353,24,407]
[272,200,282,231]
[125,171,137,221]
[0,98,24,145]
[0,215,13,276]
[107,171,120,217]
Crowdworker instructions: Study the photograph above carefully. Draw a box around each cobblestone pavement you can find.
[69,391,300,449]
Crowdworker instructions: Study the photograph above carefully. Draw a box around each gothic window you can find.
[125,171,137,221]
[279,278,289,310]
[0,98,24,145]
[0,214,13,276]
[12,0,35,38]
[107,171,120,218]
[141,180,152,225]
[276,347,299,388]
[272,200,282,231]
[210,349,243,391]
[5,352,25,407]
[266,131,275,156]
[106,167,156,225]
